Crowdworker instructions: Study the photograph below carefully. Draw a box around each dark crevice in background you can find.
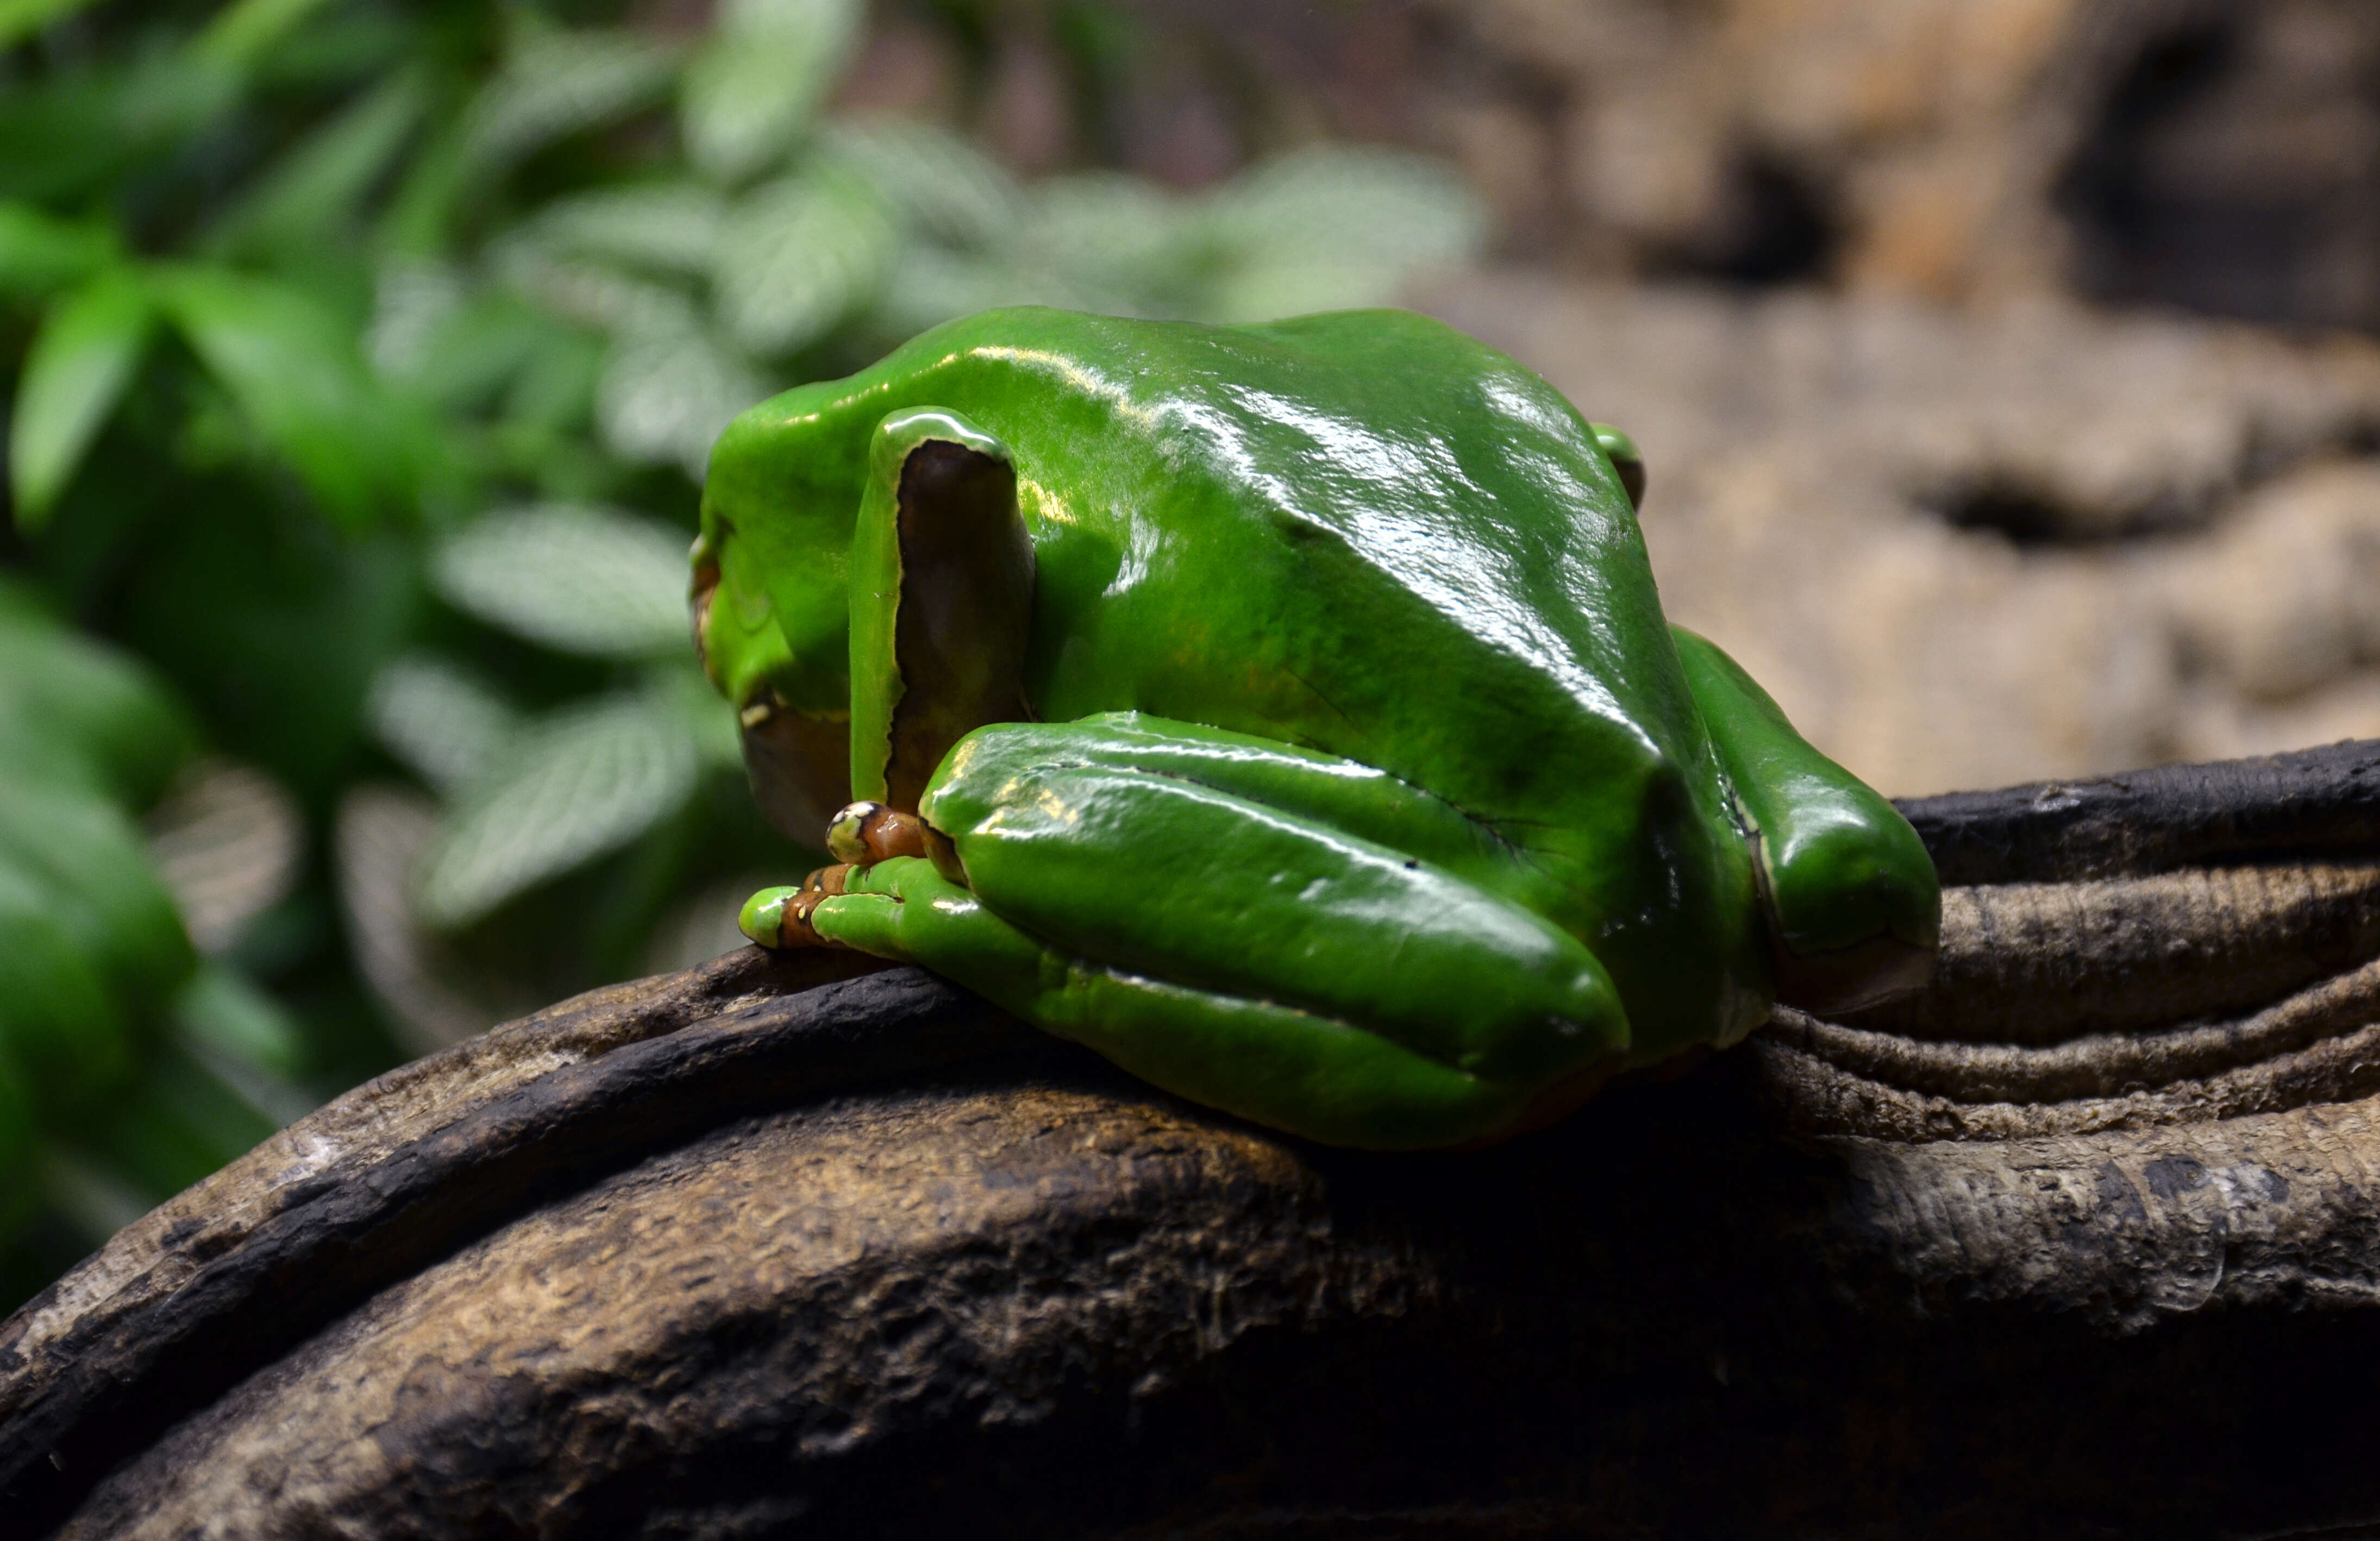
[1915,479,2197,550]
[1656,152,1841,287]
[2058,12,2380,332]
[1921,415,2380,549]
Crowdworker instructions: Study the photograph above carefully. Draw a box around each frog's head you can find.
[691,392,863,851]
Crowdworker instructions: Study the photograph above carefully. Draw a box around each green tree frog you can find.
[693,306,1938,1149]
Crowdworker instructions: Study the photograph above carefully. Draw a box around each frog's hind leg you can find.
[1671,626,1941,1014]
[800,715,1633,1149]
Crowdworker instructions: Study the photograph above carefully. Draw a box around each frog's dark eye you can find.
[1588,422,1646,512]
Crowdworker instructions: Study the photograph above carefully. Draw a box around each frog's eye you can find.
[1588,422,1646,512]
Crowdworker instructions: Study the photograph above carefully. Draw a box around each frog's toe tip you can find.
[740,886,802,949]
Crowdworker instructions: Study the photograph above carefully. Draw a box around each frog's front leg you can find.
[766,716,1633,1150]
[1671,627,1941,1014]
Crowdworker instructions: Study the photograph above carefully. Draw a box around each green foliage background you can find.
[0,0,1486,1310]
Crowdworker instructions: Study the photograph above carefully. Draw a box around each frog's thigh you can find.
[936,720,1626,1084]
[1671,626,1941,1013]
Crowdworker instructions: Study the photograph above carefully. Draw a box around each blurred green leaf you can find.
[0,57,238,204]
[0,862,131,1112]
[430,502,693,657]
[10,267,151,530]
[824,119,1022,249]
[364,256,467,380]
[367,655,521,795]
[192,0,340,72]
[377,107,473,258]
[597,304,767,475]
[1029,172,1191,311]
[117,511,417,799]
[0,202,117,300]
[0,0,98,49]
[210,68,428,260]
[714,165,893,355]
[64,1037,279,1201]
[681,0,861,185]
[495,233,688,333]
[151,265,419,525]
[171,964,316,1118]
[415,692,700,929]
[1203,146,1486,262]
[465,24,680,177]
[0,594,202,805]
[0,785,197,1026]
[521,182,726,278]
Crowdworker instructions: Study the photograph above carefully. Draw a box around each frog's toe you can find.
[739,867,851,949]
[825,801,929,864]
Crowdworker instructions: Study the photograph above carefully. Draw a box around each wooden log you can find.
[11,746,2380,1539]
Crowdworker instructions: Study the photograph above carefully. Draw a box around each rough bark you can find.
[12,744,2380,1539]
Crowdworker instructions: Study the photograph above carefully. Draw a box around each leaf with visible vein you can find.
[823,119,1022,249]
[367,656,521,797]
[414,693,700,928]
[597,309,768,477]
[681,0,862,185]
[465,26,680,177]
[713,166,893,356]
[521,183,726,278]
[430,504,696,659]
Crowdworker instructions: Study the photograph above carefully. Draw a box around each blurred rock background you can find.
[3,0,2376,1305]
[1112,0,2380,790]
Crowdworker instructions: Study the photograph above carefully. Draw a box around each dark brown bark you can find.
[12,743,2380,1539]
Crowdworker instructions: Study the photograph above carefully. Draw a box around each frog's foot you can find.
[741,800,968,950]
[1672,627,1942,1014]
[739,866,851,949]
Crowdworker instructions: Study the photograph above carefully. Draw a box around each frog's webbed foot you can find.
[740,800,967,948]
[1671,626,1942,1015]
[740,866,848,949]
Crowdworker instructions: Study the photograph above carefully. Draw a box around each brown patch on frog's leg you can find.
[883,437,1036,810]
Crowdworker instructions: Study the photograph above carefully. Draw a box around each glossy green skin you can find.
[699,306,1938,1149]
